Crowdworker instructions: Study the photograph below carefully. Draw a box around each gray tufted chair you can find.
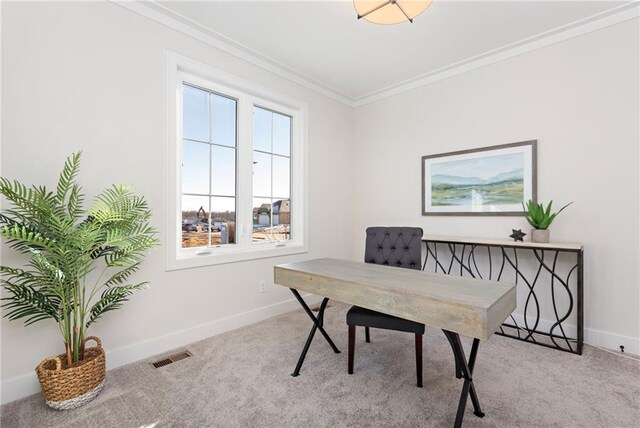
[346,226,425,388]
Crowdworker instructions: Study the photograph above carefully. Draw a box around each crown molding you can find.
[112,1,638,109]
[353,2,640,107]
[111,0,355,106]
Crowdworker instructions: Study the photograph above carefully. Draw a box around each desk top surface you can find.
[274,258,516,340]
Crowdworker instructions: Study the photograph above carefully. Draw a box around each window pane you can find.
[253,151,271,198]
[211,146,235,197]
[212,95,236,147]
[251,107,292,244]
[252,198,272,242]
[273,113,291,156]
[253,107,271,152]
[272,155,290,199]
[272,199,290,241]
[210,196,236,245]
[183,85,209,142]
[181,195,210,248]
[182,141,209,195]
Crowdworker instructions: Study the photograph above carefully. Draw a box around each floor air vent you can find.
[151,351,192,368]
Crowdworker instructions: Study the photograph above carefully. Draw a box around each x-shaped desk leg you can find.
[290,289,341,377]
[443,330,485,428]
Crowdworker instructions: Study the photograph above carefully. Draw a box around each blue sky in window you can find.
[182,85,291,212]
[183,85,209,142]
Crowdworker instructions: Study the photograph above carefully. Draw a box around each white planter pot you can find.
[531,229,550,243]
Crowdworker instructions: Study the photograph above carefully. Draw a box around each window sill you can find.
[166,242,308,271]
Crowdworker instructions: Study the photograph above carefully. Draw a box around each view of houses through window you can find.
[180,83,292,248]
[252,106,291,242]
[181,83,237,249]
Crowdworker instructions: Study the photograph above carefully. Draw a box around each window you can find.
[167,54,307,270]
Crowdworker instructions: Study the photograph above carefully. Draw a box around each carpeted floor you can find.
[2,302,639,427]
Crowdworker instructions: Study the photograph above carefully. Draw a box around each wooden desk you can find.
[274,258,516,428]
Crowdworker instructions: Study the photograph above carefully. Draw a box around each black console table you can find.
[422,236,583,355]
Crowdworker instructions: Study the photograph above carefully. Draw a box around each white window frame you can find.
[166,52,308,270]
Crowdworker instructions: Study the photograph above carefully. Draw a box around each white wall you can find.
[352,19,639,352]
[0,2,353,403]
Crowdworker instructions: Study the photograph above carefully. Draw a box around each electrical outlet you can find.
[259,280,267,293]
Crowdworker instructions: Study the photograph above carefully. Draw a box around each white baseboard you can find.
[583,327,640,355]
[508,313,639,355]
[0,293,322,405]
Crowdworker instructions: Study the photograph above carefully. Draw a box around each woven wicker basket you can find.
[35,336,106,410]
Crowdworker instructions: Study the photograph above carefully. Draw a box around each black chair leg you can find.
[365,326,371,343]
[348,325,355,374]
[415,333,423,388]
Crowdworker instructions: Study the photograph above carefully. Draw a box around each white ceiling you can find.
[151,1,630,102]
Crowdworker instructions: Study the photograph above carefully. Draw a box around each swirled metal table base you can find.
[423,238,583,355]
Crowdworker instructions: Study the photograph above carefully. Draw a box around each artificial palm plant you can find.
[0,152,158,366]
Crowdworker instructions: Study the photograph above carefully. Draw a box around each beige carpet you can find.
[2,302,639,427]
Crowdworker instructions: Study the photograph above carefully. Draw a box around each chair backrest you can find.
[364,227,423,270]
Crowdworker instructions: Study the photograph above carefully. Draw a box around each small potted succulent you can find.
[523,199,573,243]
[0,152,158,409]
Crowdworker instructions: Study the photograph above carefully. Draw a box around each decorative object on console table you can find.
[531,229,549,244]
[422,140,537,216]
[509,229,526,242]
[421,236,583,355]
[0,152,159,410]
[523,199,573,243]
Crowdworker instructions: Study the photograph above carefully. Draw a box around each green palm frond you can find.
[102,262,142,287]
[0,178,73,240]
[0,223,55,254]
[1,266,62,325]
[56,152,82,204]
[0,211,27,230]
[104,222,157,251]
[91,186,151,228]
[66,183,85,221]
[87,282,148,327]
[0,178,32,213]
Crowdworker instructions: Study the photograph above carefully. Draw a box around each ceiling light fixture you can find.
[354,0,432,25]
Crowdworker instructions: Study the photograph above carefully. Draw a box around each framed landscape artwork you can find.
[422,140,537,216]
